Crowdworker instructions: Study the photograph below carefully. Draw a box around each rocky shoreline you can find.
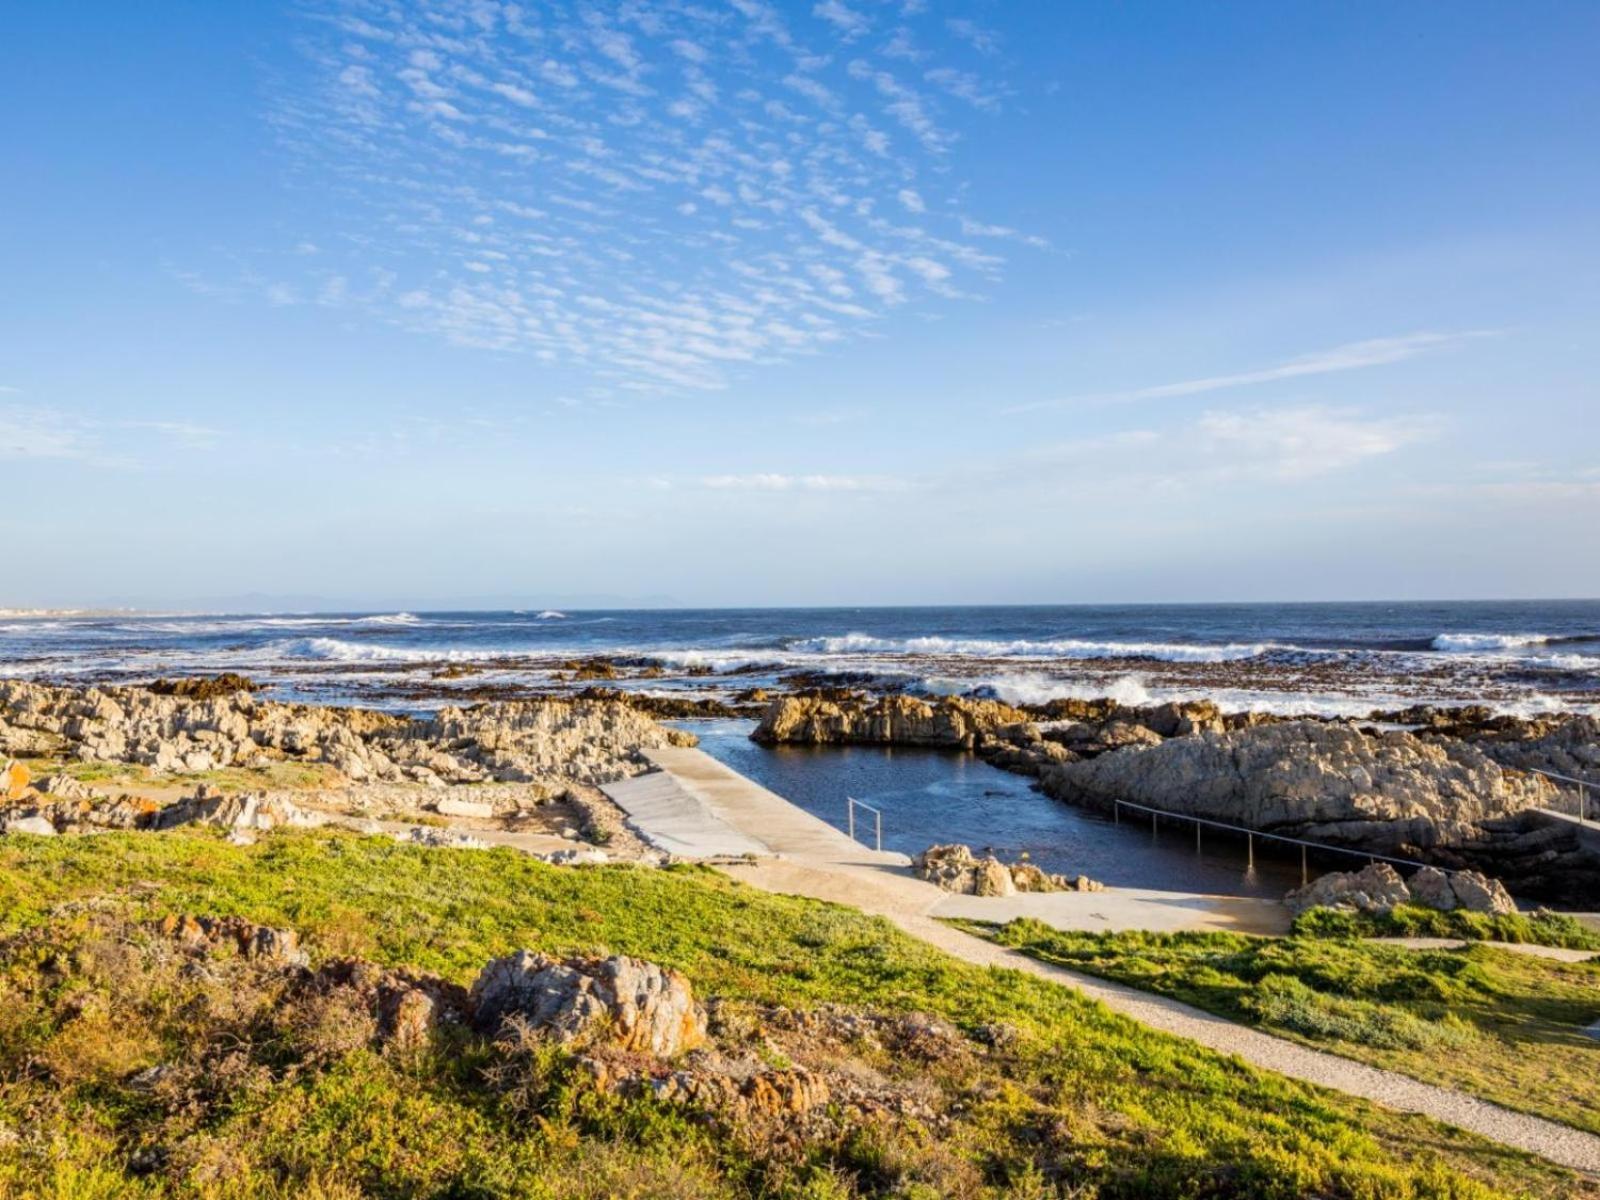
[5,674,1598,907]
[0,678,694,863]
[750,691,1600,907]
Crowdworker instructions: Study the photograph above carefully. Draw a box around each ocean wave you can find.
[274,637,475,663]
[1432,632,1555,652]
[536,610,567,620]
[790,632,1278,663]
[354,612,421,625]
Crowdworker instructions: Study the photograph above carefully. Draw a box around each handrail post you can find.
[1247,832,1254,869]
[1301,844,1308,887]
[847,797,855,843]
[875,808,882,852]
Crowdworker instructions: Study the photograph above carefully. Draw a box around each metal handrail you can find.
[846,796,883,851]
[1110,796,1428,886]
[1523,766,1595,823]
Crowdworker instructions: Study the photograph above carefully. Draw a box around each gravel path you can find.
[900,912,1600,1176]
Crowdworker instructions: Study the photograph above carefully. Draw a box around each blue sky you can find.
[4,1,1598,608]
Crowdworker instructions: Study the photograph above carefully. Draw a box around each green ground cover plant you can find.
[1292,904,1600,950]
[978,920,1600,1139]
[0,830,1591,1199]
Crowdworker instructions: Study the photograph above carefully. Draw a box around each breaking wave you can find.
[536,610,568,620]
[1433,632,1560,653]
[790,632,1278,663]
[274,637,475,663]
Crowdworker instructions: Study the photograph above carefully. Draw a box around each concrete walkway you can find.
[627,748,1600,1177]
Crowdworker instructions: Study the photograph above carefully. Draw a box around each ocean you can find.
[4,600,1599,715]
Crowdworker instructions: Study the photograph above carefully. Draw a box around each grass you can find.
[1293,904,1600,951]
[974,920,1600,1139]
[18,756,341,795]
[0,831,1590,1199]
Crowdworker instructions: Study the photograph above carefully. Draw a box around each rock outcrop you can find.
[155,913,310,966]
[913,843,1102,896]
[1284,862,1516,917]
[1041,720,1550,855]
[470,950,707,1056]
[753,693,1030,750]
[0,680,689,789]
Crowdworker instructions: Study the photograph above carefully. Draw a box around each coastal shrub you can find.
[0,830,1582,1199]
[1245,973,1475,1051]
[1292,903,1600,950]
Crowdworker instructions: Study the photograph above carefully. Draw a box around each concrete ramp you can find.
[602,762,772,859]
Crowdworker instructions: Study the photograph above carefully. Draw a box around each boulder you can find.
[1448,869,1517,915]
[2,814,56,837]
[1284,863,1518,916]
[1284,863,1411,916]
[1406,866,1458,911]
[3,759,29,801]
[913,843,1101,896]
[470,950,706,1057]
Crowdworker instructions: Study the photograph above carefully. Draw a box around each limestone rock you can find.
[1042,720,1550,856]
[2,814,56,836]
[0,680,682,793]
[156,914,309,967]
[1284,863,1411,916]
[1284,863,1518,916]
[913,843,1102,896]
[470,950,706,1056]
[1406,866,1459,910]
[153,787,325,833]
[1448,869,1517,914]
[3,760,29,801]
[393,826,489,850]
[753,693,1031,750]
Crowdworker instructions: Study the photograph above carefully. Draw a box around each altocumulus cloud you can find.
[250,0,1038,393]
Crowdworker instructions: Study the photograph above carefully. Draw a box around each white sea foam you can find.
[1432,632,1555,652]
[792,632,1276,663]
[536,610,568,620]
[356,612,421,625]
[276,637,475,663]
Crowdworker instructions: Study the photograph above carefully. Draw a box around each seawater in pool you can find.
[679,719,1304,899]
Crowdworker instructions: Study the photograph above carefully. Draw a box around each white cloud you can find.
[0,407,92,460]
[1025,406,1438,487]
[0,408,221,464]
[945,18,1001,56]
[813,0,869,40]
[698,472,906,491]
[1009,330,1497,413]
[253,0,1026,392]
